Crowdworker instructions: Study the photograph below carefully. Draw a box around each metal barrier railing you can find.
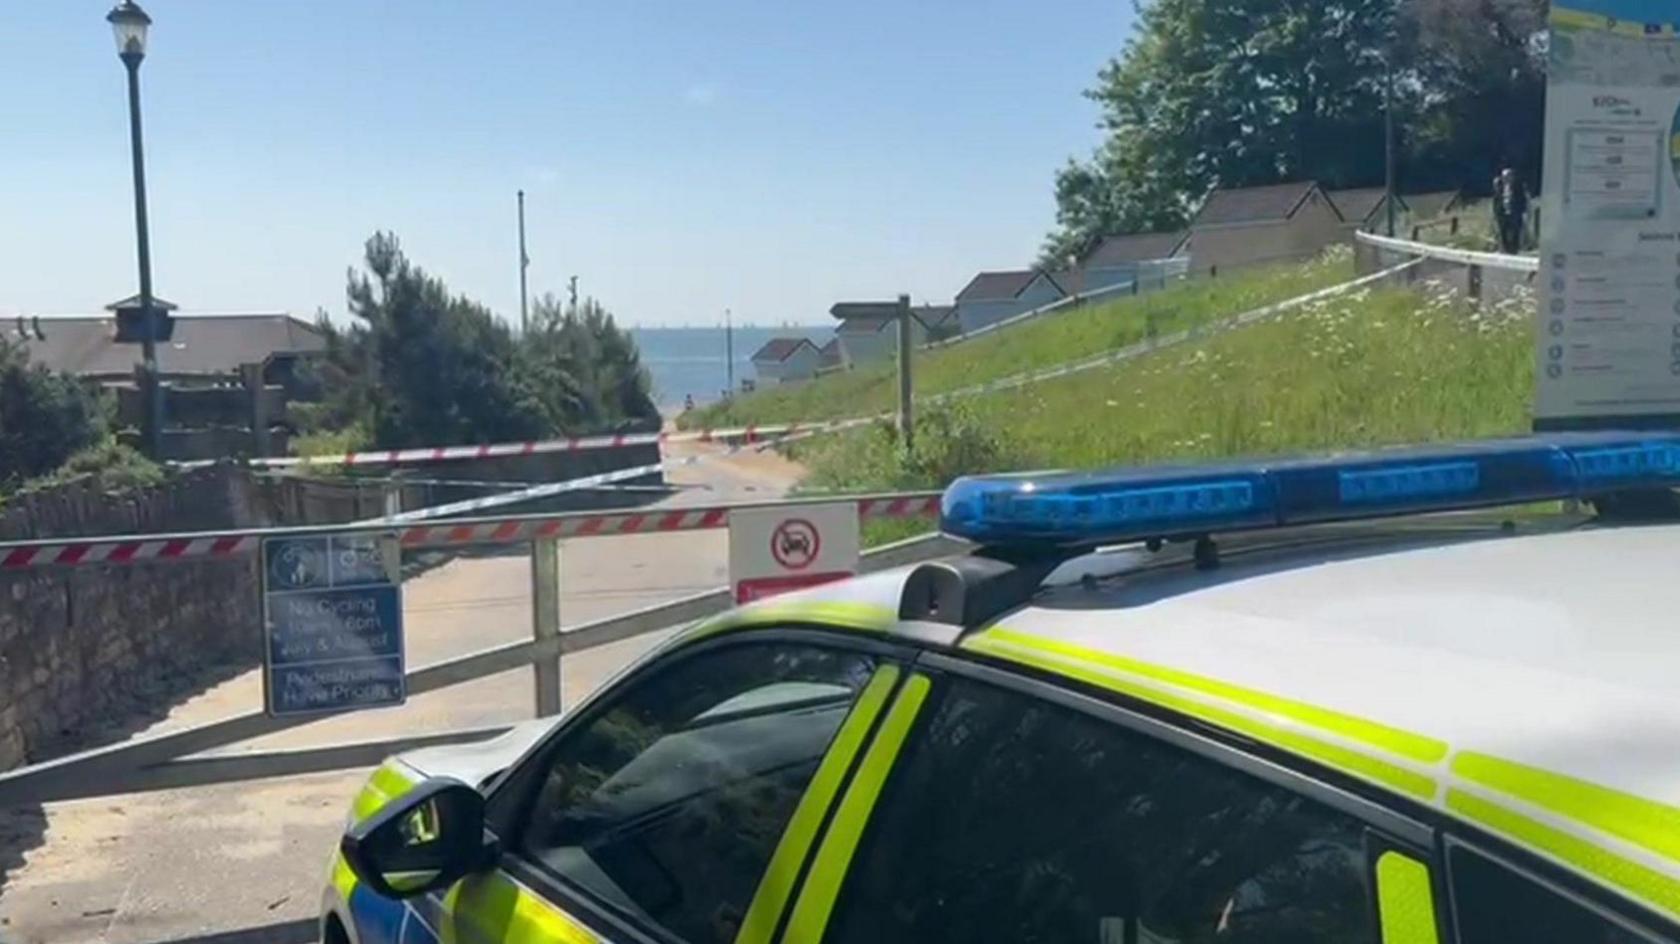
[1355,230,1538,273]
[0,490,941,569]
[0,496,956,806]
[0,520,960,799]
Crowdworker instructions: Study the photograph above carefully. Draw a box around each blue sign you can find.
[262,533,405,716]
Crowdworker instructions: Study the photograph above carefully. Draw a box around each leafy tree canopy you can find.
[1043,0,1545,262]
[0,338,107,491]
[304,232,657,449]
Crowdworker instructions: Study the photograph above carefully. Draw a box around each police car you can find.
[322,433,1680,944]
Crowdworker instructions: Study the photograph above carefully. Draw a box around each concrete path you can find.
[0,442,802,944]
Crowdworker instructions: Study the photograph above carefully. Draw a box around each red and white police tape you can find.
[0,493,943,570]
[8,261,1422,571]
[239,417,876,470]
[366,416,882,525]
[225,259,1418,474]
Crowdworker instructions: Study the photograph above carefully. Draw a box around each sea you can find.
[630,325,832,411]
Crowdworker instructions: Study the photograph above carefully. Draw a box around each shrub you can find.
[800,403,1028,493]
[0,339,106,492]
[26,440,165,495]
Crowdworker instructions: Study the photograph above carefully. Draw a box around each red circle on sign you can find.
[771,518,821,571]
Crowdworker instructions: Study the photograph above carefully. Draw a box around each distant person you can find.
[683,393,695,412]
[1493,167,1529,254]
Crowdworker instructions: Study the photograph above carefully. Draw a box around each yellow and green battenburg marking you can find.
[1375,852,1440,944]
[965,629,1441,799]
[334,760,422,902]
[442,872,598,944]
[334,759,602,944]
[682,601,896,645]
[331,609,1680,931]
[966,626,1680,923]
[733,665,903,944]
[351,761,421,821]
[783,673,932,944]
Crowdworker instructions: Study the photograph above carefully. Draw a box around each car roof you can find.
[709,515,1680,924]
[984,521,1680,808]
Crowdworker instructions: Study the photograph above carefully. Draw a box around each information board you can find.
[1535,1,1680,427]
[261,532,405,716]
[729,503,859,604]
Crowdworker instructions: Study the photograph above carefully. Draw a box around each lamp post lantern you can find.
[108,0,164,455]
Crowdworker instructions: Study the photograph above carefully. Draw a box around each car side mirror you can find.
[340,777,498,899]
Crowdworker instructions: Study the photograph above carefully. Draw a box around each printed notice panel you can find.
[261,533,404,717]
[729,503,859,604]
[1536,2,1680,425]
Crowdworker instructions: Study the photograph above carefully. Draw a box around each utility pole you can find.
[517,189,529,333]
[1384,52,1397,238]
[897,294,913,449]
[725,308,734,396]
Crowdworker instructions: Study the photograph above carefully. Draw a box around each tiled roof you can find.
[818,338,842,368]
[830,303,957,333]
[955,270,1062,303]
[1326,187,1406,224]
[1083,231,1189,268]
[749,336,818,362]
[1194,181,1320,227]
[16,313,326,378]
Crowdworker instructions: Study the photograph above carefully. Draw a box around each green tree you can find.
[1046,0,1398,261]
[0,339,107,491]
[1043,0,1546,260]
[525,293,658,429]
[304,233,658,450]
[316,232,549,448]
[1401,0,1546,192]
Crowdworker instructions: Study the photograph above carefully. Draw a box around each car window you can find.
[825,676,1378,944]
[1449,845,1653,944]
[516,642,877,944]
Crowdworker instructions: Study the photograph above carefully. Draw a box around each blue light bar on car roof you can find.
[939,432,1680,548]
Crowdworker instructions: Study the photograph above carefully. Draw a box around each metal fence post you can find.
[896,293,914,450]
[531,537,562,716]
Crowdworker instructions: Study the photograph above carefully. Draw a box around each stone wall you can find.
[0,464,258,540]
[0,557,257,769]
[0,442,666,771]
[0,465,264,768]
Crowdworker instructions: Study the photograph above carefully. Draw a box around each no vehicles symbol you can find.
[730,503,857,604]
[771,519,821,571]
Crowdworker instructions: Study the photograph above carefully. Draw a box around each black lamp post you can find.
[108,0,163,455]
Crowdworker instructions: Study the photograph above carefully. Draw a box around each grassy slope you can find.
[800,275,1533,489]
[939,280,1531,467]
[685,250,1358,429]
[690,251,1537,552]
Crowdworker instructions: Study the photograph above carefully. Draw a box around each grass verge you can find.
[791,277,1534,493]
[685,249,1358,429]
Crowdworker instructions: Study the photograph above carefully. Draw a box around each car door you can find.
[1443,838,1673,943]
[405,631,909,944]
[784,655,1449,944]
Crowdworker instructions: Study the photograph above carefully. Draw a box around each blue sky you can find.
[2,2,1133,327]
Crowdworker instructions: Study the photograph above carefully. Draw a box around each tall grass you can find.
[793,278,1534,489]
[685,250,1358,429]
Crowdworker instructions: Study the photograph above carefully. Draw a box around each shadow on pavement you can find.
[0,652,252,901]
[0,803,45,894]
[134,917,316,944]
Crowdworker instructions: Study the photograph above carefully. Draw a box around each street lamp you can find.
[108,0,164,456]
